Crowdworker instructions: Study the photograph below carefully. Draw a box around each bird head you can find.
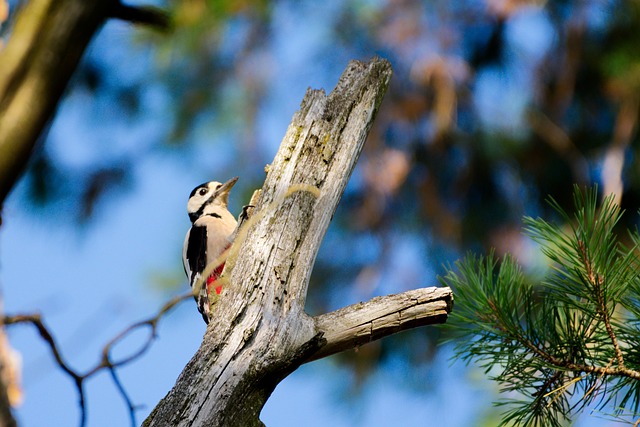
[187,176,238,223]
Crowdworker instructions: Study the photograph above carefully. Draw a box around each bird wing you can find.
[184,225,210,324]
[185,225,207,285]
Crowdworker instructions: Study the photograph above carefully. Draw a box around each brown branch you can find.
[513,322,640,382]
[3,291,193,427]
[109,366,143,427]
[577,240,626,369]
[308,287,452,362]
[0,0,170,210]
[0,0,119,207]
[99,292,192,370]
[594,281,625,368]
[3,313,81,380]
[3,313,86,425]
[110,2,171,30]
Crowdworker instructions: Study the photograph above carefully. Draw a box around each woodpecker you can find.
[183,177,239,324]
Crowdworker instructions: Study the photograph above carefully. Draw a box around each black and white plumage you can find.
[183,177,238,324]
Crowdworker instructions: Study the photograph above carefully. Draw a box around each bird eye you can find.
[216,184,222,190]
[199,188,208,196]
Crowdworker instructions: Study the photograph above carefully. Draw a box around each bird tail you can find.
[193,262,226,325]
[197,281,210,324]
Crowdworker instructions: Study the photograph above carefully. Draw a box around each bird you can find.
[183,177,239,324]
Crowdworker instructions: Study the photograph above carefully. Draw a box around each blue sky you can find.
[0,94,490,427]
[1,10,470,425]
[0,2,627,426]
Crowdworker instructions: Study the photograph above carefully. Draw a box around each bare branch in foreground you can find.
[309,287,453,362]
[3,292,192,427]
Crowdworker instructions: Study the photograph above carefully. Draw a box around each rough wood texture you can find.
[143,57,453,427]
[310,287,453,362]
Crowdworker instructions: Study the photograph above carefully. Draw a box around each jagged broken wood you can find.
[143,57,453,427]
[310,287,452,362]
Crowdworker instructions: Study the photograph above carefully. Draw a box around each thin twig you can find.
[578,240,626,368]
[108,366,139,427]
[3,314,86,425]
[516,329,640,381]
[583,357,615,401]
[99,292,192,369]
[543,372,582,402]
[3,291,193,427]
[110,1,171,30]
[4,314,79,380]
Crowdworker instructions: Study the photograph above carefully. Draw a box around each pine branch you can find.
[580,238,626,369]
[445,186,640,426]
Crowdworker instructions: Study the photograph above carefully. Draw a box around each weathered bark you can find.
[143,57,454,427]
[310,286,452,362]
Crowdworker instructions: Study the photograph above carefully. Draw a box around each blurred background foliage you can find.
[3,0,640,416]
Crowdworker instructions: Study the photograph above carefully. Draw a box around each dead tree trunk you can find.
[143,57,453,427]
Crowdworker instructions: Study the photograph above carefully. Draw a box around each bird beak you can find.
[216,176,239,205]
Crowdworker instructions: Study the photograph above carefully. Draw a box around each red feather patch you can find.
[206,262,226,295]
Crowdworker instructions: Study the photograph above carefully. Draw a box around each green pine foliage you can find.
[442,186,640,426]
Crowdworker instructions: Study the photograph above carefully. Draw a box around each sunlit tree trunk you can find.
[0,0,166,211]
[143,57,453,427]
[0,2,115,424]
[0,0,120,207]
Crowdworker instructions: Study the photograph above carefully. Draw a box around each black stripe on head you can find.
[188,182,215,222]
[189,183,209,198]
[191,194,217,222]
[189,211,201,223]
[190,183,226,222]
